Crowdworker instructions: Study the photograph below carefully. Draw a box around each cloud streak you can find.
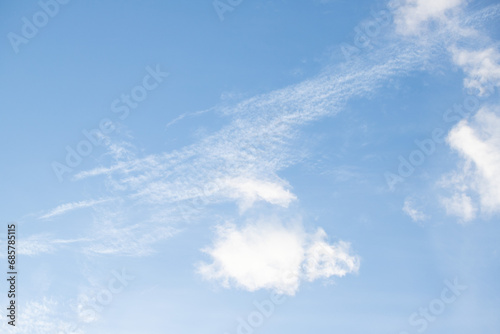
[39,198,115,220]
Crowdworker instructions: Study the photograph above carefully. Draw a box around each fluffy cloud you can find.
[197,218,360,295]
[441,107,500,221]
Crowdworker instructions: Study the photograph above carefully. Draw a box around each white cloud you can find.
[441,192,477,222]
[0,298,82,334]
[440,107,500,221]
[33,0,498,293]
[304,229,361,281]
[34,41,422,272]
[17,234,84,256]
[0,234,90,257]
[463,3,500,27]
[392,0,465,35]
[197,218,359,295]
[82,206,179,257]
[62,16,450,264]
[85,224,177,257]
[402,198,428,222]
[391,1,500,223]
[25,207,177,257]
[451,47,500,95]
[220,177,297,211]
[44,37,436,267]
[39,198,114,220]
[73,42,431,227]
[393,0,500,96]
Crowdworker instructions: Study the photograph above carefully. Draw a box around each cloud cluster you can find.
[393,0,500,224]
[197,218,360,295]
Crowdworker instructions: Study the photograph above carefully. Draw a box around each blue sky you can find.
[1,0,500,333]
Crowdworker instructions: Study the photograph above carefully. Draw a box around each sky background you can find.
[1,0,500,333]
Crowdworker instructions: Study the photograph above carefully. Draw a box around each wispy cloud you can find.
[84,223,178,257]
[441,192,477,223]
[28,0,500,292]
[74,43,433,220]
[0,233,91,257]
[74,2,500,211]
[403,198,428,222]
[39,198,115,220]
[0,298,81,334]
[57,41,430,264]
[17,234,90,256]
[55,1,498,262]
[219,177,297,212]
[165,108,213,129]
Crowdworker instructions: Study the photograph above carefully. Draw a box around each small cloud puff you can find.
[402,198,428,222]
